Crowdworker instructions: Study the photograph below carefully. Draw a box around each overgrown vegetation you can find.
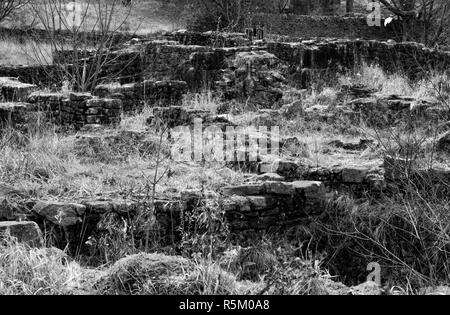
[1,0,450,296]
[0,237,87,295]
[1,63,449,294]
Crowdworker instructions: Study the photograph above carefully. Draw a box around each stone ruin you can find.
[1,30,449,129]
[1,29,450,252]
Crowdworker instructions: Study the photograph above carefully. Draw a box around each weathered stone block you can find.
[0,221,43,247]
[341,167,369,184]
[222,184,266,196]
[69,92,93,102]
[247,196,273,211]
[264,181,296,195]
[264,180,325,197]
[221,196,251,212]
[28,92,65,105]
[32,201,86,227]
[0,102,35,126]
[0,77,37,102]
[250,173,285,182]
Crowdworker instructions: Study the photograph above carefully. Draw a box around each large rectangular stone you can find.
[221,196,252,212]
[0,221,43,247]
[264,181,296,195]
[222,184,266,196]
[264,180,326,197]
[0,77,37,102]
[292,180,326,196]
[246,195,275,211]
[341,167,369,184]
[32,201,86,227]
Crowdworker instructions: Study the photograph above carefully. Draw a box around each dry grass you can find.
[0,120,247,201]
[339,63,450,102]
[95,252,263,295]
[0,237,89,295]
[339,63,414,96]
[0,238,262,295]
[183,90,222,114]
[0,37,53,65]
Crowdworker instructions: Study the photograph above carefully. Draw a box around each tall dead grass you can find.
[0,237,88,295]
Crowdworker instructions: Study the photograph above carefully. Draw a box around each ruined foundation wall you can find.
[267,39,450,81]
[3,31,450,94]
[0,26,145,46]
[253,14,399,40]
[0,65,61,86]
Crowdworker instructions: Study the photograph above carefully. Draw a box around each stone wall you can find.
[140,33,450,92]
[168,30,251,47]
[0,65,60,86]
[94,80,188,111]
[221,181,329,231]
[27,92,122,128]
[2,152,449,251]
[4,31,450,93]
[267,39,450,84]
[252,14,399,40]
[0,26,145,47]
[143,42,208,82]
[0,75,190,128]
[2,31,449,128]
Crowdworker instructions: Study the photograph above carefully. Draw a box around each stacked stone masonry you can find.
[26,92,122,127]
[221,181,329,231]
[2,156,450,250]
[0,79,189,128]
[2,31,448,92]
[252,14,399,40]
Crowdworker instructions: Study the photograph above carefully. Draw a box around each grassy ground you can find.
[0,36,53,65]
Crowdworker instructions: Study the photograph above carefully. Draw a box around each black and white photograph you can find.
[0,0,449,300]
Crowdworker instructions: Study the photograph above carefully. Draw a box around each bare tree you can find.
[27,0,137,92]
[0,0,29,23]
[378,0,450,45]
